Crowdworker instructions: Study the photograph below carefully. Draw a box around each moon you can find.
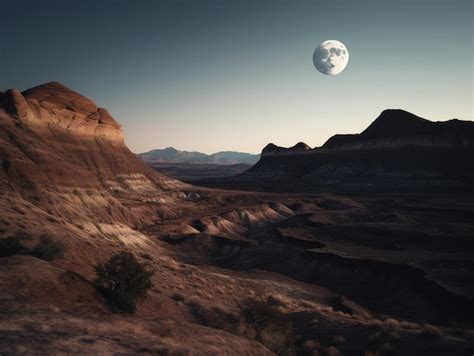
[313,40,349,75]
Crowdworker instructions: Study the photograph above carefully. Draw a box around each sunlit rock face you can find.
[0,82,185,194]
[313,40,349,75]
[7,82,124,142]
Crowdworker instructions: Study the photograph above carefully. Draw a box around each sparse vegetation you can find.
[238,298,295,355]
[32,236,65,261]
[171,292,185,302]
[324,345,341,356]
[266,293,290,307]
[0,235,24,257]
[303,339,320,353]
[400,320,420,330]
[94,252,153,313]
[422,324,443,337]
[188,296,296,355]
[383,318,400,329]
[191,302,238,332]
[367,328,401,356]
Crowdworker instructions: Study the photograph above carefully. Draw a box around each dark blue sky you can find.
[1,0,472,153]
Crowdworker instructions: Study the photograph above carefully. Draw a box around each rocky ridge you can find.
[241,109,474,188]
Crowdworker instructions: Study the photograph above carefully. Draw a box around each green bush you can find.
[239,299,295,355]
[32,236,65,261]
[0,235,24,257]
[94,252,153,313]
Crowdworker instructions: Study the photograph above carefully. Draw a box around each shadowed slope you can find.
[230,110,474,190]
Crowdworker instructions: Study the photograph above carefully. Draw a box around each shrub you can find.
[325,345,341,356]
[191,303,238,332]
[423,324,443,337]
[188,296,295,355]
[0,235,24,257]
[400,320,420,330]
[303,339,320,352]
[32,236,65,261]
[94,252,153,313]
[332,335,346,345]
[266,293,290,307]
[383,318,400,329]
[239,298,295,355]
[171,292,185,302]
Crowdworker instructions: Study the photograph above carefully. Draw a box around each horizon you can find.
[137,107,469,155]
[4,80,471,155]
[1,0,472,154]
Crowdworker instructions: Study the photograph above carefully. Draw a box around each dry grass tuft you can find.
[171,292,185,302]
[0,234,25,257]
[185,295,204,308]
[422,324,443,337]
[303,339,320,352]
[300,299,317,309]
[188,296,296,355]
[400,320,420,330]
[368,319,383,328]
[324,345,341,356]
[266,293,290,308]
[331,335,346,345]
[238,299,295,355]
[31,236,65,261]
[383,318,400,329]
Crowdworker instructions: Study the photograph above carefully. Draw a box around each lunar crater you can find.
[313,40,349,75]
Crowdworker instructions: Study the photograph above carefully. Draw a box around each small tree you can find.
[94,252,153,313]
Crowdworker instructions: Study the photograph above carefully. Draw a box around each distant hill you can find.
[139,147,259,165]
[196,109,474,190]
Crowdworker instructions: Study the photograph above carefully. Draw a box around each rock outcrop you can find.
[322,109,474,150]
[262,142,312,156]
[4,82,123,141]
[242,109,474,189]
[0,82,185,228]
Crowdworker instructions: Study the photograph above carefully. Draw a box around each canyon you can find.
[0,83,473,355]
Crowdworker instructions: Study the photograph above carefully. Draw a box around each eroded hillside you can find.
[1,84,473,355]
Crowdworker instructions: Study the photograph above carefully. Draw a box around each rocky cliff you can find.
[0,82,188,230]
[322,109,474,150]
[241,109,474,189]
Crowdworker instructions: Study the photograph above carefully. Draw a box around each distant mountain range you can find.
[139,147,260,165]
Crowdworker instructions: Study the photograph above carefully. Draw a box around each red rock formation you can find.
[245,110,474,187]
[0,82,184,227]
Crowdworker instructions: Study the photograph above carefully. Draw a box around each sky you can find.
[1,0,472,154]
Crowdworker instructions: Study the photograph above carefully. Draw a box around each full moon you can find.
[313,40,349,75]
